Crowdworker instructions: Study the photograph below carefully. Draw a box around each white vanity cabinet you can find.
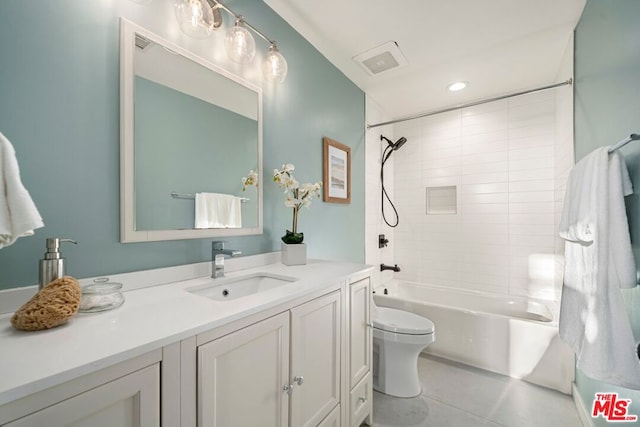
[348,277,372,427]
[198,290,341,427]
[0,352,161,427]
[0,260,373,427]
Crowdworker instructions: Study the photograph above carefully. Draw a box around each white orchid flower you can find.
[285,197,296,208]
[241,169,259,191]
[269,163,323,235]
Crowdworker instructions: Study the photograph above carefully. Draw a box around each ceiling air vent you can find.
[353,41,408,76]
[135,34,152,51]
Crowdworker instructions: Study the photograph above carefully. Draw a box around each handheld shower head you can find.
[393,137,407,151]
[380,134,408,228]
[380,135,407,151]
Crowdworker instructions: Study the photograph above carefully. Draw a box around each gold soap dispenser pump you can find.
[39,238,77,289]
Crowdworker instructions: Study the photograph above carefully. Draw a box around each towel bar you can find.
[608,133,640,153]
[171,192,249,202]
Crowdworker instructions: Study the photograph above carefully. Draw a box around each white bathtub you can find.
[373,280,575,394]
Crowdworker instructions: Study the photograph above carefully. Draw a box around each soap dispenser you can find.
[39,238,77,289]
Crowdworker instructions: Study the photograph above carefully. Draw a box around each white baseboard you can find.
[573,383,594,427]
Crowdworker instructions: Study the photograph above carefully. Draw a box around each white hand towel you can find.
[559,147,640,390]
[194,192,242,229]
[0,132,44,248]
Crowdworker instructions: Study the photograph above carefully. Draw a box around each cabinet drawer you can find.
[349,372,371,427]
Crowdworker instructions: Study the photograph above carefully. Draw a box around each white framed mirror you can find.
[120,19,263,242]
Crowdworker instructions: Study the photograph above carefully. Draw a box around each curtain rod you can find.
[367,78,573,129]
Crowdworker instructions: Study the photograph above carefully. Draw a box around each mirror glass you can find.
[120,20,263,242]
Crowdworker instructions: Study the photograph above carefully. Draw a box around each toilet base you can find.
[372,337,427,398]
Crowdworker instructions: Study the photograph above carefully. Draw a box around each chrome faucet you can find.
[211,241,241,278]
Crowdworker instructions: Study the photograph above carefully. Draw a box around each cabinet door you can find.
[318,404,341,427]
[290,291,341,427]
[350,278,371,387]
[5,364,159,427]
[198,312,290,427]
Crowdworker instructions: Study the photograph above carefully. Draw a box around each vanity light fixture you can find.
[225,16,256,63]
[263,43,288,83]
[174,0,217,39]
[447,81,468,92]
[172,0,288,82]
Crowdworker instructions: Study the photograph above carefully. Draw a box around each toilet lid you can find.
[373,307,434,335]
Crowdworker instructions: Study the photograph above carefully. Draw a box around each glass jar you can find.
[79,278,125,313]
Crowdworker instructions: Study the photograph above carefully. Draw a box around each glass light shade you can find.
[262,45,288,83]
[225,20,256,63]
[174,0,215,39]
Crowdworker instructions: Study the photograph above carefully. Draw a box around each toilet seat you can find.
[373,307,434,335]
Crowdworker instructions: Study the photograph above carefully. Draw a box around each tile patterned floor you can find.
[370,354,583,427]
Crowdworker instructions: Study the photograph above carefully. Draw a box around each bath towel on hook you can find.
[0,132,44,248]
[558,146,640,389]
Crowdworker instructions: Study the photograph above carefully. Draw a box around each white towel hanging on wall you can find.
[194,192,242,229]
[558,146,640,389]
[0,132,44,248]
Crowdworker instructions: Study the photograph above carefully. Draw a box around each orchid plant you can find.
[242,170,258,190]
[243,164,322,244]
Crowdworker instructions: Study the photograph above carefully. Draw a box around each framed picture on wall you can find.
[323,137,351,204]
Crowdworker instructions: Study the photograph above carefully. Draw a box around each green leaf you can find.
[281,230,304,244]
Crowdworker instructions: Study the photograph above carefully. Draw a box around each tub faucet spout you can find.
[380,263,400,272]
[212,241,241,278]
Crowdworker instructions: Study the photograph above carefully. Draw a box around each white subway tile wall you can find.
[389,88,573,300]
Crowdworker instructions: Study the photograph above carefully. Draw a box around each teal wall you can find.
[574,0,640,422]
[0,0,365,289]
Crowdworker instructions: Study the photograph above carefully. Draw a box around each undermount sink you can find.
[186,273,298,301]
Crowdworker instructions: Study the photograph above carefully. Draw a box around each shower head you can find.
[393,137,407,151]
[380,135,408,151]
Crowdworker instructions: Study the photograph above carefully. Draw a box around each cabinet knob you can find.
[293,375,304,386]
[366,322,373,328]
[359,396,367,403]
[283,384,293,395]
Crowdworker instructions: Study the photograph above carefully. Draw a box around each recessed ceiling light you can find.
[447,81,468,92]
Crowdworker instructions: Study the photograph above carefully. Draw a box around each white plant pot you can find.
[281,242,307,266]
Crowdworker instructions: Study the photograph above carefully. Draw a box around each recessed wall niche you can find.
[426,186,457,215]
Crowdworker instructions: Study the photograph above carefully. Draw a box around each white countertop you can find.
[0,257,373,406]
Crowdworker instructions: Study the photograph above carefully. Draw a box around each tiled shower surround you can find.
[387,88,573,300]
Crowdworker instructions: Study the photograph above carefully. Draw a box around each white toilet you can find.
[372,305,435,398]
